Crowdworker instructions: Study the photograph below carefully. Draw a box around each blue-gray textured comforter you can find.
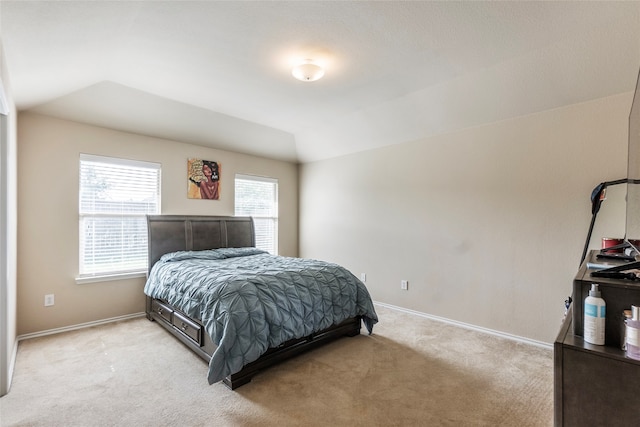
[143,247,378,384]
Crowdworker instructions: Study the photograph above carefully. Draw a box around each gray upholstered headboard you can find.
[146,215,255,274]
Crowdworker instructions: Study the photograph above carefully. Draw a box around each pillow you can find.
[159,247,267,263]
[159,249,227,263]
[214,247,268,259]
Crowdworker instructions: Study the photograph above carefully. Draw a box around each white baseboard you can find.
[15,304,553,350]
[17,312,146,342]
[374,301,553,350]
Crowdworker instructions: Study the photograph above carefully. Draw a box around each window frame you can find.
[77,154,161,284]
[234,173,279,255]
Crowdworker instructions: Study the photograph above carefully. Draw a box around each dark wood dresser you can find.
[554,250,640,425]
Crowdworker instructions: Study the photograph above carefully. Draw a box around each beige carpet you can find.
[0,305,553,426]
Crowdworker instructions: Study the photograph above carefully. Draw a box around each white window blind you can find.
[79,154,161,277]
[235,174,278,254]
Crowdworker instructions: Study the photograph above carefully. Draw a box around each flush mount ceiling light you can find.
[292,60,325,82]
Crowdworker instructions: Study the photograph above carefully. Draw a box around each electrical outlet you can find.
[360,273,366,282]
[400,280,408,290]
[44,294,55,307]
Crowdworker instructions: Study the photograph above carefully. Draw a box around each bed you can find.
[144,215,378,389]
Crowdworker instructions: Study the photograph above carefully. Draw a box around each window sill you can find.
[75,271,146,285]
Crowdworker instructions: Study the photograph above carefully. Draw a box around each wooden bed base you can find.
[146,296,361,389]
[144,215,363,389]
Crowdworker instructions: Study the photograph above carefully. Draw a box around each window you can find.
[79,154,161,279]
[235,174,278,254]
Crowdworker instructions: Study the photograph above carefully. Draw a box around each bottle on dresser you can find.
[626,306,640,360]
[584,283,606,345]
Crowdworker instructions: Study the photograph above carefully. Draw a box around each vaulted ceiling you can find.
[1,1,639,163]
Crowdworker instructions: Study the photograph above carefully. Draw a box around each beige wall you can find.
[299,93,631,344]
[17,112,298,335]
[14,92,633,344]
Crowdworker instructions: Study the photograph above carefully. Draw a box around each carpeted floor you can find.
[0,305,553,426]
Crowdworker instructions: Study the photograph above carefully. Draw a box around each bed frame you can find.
[145,215,362,389]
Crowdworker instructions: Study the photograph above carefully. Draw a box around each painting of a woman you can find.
[188,158,220,200]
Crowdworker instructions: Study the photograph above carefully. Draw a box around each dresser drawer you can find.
[172,311,203,346]
[151,299,173,323]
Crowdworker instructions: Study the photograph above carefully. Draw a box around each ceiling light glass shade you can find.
[292,61,325,82]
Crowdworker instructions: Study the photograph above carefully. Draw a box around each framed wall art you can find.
[187,158,220,200]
